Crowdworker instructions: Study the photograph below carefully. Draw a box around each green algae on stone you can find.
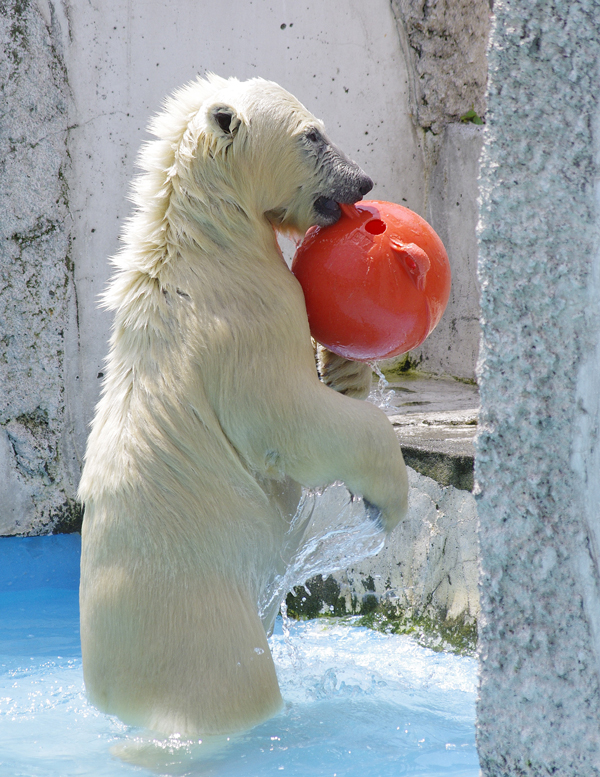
[356,607,477,657]
[284,573,477,656]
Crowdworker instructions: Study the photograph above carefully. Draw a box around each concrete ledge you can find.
[375,373,478,491]
[400,448,474,492]
[391,408,477,491]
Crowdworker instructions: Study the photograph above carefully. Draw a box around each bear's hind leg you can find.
[147,580,284,736]
[82,571,283,736]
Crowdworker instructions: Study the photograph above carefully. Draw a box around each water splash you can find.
[368,362,396,410]
[278,597,299,666]
[258,484,385,628]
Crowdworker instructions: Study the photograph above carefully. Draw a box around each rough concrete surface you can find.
[375,373,479,489]
[391,0,491,134]
[388,0,491,381]
[378,122,483,381]
[418,124,484,379]
[476,1,600,773]
[393,409,476,492]
[0,0,81,535]
[340,466,479,621]
[288,466,479,649]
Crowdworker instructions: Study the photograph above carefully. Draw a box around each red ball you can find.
[291,200,451,361]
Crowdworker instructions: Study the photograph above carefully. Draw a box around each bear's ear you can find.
[209,105,241,140]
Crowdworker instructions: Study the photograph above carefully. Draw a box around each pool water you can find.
[0,535,479,777]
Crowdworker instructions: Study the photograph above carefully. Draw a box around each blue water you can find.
[0,536,479,777]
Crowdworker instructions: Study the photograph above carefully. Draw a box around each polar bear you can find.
[78,74,408,737]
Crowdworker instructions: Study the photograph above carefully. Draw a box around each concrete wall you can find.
[0,0,487,535]
[391,0,489,378]
[476,0,600,773]
[0,0,81,535]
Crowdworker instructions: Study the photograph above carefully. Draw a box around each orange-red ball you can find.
[291,200,451,361]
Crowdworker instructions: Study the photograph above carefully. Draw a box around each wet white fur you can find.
[78,75,408,736]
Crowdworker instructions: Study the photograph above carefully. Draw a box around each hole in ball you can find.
[364,218,386,235]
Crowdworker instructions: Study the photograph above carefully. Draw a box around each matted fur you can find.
[79,75,408,736]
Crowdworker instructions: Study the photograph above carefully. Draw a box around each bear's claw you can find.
[363,498,384,531]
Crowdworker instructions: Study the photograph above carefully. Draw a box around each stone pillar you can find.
[0,0,82,535]
[476,1,600,773]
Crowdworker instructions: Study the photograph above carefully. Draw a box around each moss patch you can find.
[285,574,477,656]
[15,407,49,431]
[379,353,424,378]
[49,497,83,534]
[356,605,477,657]
[286,575,348,619]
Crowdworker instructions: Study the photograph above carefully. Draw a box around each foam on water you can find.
[0,533,479,777]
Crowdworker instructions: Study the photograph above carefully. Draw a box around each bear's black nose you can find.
[358,176,374,197]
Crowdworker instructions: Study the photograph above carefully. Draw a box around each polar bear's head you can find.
[149,75,373,237]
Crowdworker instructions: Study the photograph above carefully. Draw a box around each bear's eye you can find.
[306,130,320,144]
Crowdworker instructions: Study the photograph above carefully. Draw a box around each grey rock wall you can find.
[389,0,491,380]
[339,467,479,621]
[282,467,478,655]
[0,0,81,535]
[391,0,490,134]
[418,123,483,378]
[476,1,600,773]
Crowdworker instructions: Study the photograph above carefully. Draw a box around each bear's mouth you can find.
[314,196,342,225]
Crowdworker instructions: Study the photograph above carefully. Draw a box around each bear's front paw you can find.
[317,345,372,400]
[361,473,408,535]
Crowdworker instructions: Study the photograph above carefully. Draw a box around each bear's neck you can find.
[103,190,291,324]
[117,177,281,280]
